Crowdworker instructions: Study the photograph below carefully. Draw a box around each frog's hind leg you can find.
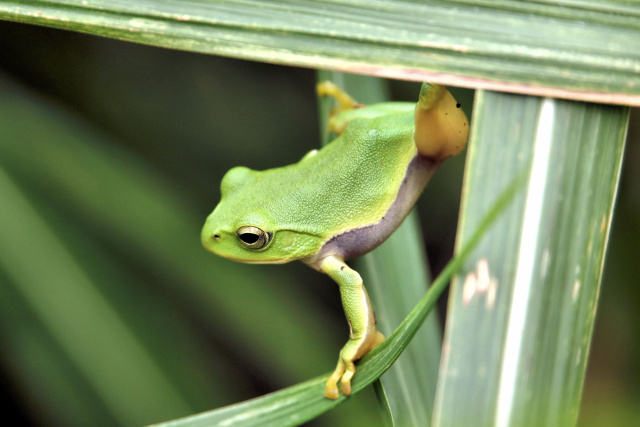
[319,255,385,399]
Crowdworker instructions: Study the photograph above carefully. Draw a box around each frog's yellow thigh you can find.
[414,83,469,161]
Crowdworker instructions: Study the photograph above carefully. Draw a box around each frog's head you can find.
[201,166,321,264]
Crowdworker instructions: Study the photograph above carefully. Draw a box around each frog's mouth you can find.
[202,241,287,263]
[222,255,290,265]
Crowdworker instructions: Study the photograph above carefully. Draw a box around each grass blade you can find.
[358,211,441,426]
[1,0,639,104]
[372,380,394,427]
[433,90,629,426]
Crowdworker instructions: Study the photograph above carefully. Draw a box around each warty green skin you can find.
[201,102,434,267]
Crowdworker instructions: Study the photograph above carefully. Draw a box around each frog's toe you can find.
[340,368,355,396]
[324,381,340,399]
[324,359,345,399]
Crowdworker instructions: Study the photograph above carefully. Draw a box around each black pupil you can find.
[240,233,260,244]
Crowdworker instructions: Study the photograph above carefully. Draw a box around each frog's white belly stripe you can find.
[306,154,439,268]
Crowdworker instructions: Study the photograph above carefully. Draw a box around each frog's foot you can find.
[324,329,386,399]
[317,81,359,111]
[316,81,364,134]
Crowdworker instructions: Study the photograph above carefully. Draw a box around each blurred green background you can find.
[0,21,638,426]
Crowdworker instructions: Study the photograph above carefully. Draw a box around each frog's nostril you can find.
[214,234,221,240]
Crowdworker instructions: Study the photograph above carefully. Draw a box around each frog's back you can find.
[273,111,416,230]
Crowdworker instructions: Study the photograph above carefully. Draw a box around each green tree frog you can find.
[201,82,469,399]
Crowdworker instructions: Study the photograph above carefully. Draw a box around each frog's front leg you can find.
[319,255,385,399]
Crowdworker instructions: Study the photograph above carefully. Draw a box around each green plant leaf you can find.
[0,0,638,105]
[0,271,121,426]
[149,165,526,427]
[358,211,442,425]
[372,380,394,427]
[433,90,629,426]
[0,165,195,425]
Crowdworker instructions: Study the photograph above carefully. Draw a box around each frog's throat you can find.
[305,154,440,270]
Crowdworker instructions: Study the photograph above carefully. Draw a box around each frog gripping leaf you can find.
[201,82,469,399]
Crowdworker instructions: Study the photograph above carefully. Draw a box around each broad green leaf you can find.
[149,167,525,427]
[316,72,443,426]
[0,0,638,105]
[433,90,629,426]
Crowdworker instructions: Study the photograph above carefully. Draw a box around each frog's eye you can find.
[236,226,272,249]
